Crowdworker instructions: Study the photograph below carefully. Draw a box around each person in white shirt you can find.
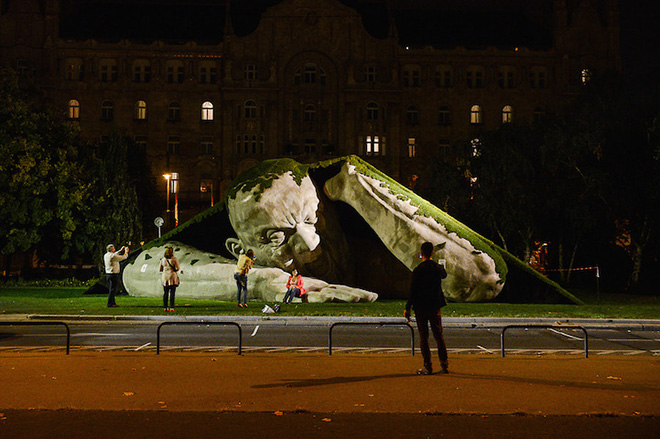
[104,243,129,307]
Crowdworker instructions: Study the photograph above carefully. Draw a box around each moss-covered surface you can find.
[225,158,310,202]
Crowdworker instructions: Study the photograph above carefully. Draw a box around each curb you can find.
[8,314,660,330]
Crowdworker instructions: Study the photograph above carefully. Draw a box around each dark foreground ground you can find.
[1,351,658,438]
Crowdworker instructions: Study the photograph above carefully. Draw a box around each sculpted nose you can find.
[293,224,320,254]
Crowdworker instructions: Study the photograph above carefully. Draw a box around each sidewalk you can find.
[0,350,659,438]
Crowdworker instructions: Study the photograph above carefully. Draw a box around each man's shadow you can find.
[253,371,653,392]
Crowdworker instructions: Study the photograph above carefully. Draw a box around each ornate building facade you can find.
[0,0,620,224]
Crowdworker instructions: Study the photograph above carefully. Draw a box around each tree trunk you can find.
[495,226,508,251]
[627,215,651,291]
[566,240,579,284]
[558,240,565,283]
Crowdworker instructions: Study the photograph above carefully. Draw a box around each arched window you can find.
[168,102,181,121]
[135,100,147,120]
[304,104,317,122]
[406,105,419,125]
[201,101,214,121]
[101,100,114,121]
[68,99,80,120]
[366,102,379,121]
[502,105,513,123]
[470,105,482,124]
[244,100,257,118]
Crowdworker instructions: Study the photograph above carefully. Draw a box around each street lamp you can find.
[170,172,179,227]
[163,173,171,214]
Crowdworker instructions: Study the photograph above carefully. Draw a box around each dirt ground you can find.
[1,351,659,438]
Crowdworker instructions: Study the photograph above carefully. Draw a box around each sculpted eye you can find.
[265,230,286,246]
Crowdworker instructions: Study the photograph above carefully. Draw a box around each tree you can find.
[0,69,144,274]
[0,69,88,269]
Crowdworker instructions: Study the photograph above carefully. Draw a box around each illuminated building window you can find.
[403,65,421,87]
[166,60,185,84]
[364,135,385,156]
[244,64,257,81]
[502,105,513,123]
[470,105,482,124]
[132,60,151,83]
[304,104,317,122]
[365,65,377,82]
[466,66,484,89]
[65,58,83,81]
[438,106,451,126]
[99,59,117,82]
[408,137,416,158]
[68,99,80,120]
[200,136,213,155]
[435,65,452,88]
[167,136,180,155]
[101,100,114,121]
[199,61,217,84]
[244,100,257,118]
[168,102,181,121]
[530,67,548,89]
[498,66,516,89]
[366,102,379,121]
[406,105,419,125]
[581,68,592,85]
[201,101,214,121]
[135,100,147,120]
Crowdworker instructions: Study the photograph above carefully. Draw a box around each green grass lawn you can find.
[0,287,659,319]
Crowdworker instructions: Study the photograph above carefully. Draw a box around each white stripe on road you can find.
[548,328,583,340]
[250,326,260,337]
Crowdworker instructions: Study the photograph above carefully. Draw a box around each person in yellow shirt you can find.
[234,249,255,307]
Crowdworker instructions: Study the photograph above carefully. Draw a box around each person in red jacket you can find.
[283,269,306,303]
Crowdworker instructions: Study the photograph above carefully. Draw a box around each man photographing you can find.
[104,243,129,308]
[405,241,449,375]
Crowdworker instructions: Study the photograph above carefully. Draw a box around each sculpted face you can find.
[227,173,344,279]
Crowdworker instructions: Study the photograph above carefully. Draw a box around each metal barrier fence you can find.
[500,324,589,358]
[0,321,71,354]
[156,321,242,355]
[328,321,415,356]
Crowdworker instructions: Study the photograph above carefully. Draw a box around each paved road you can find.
[1,316,659,356]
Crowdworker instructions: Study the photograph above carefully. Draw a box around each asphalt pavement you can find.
[1,314,659,438]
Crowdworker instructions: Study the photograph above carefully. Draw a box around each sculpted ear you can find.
[225,238,244,259]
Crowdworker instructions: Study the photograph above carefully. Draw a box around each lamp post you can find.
[171,172,179,227]
[163,173,171,214]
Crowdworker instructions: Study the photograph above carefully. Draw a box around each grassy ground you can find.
[0,286,659,319]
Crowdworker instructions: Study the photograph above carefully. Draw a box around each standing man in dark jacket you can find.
[404,241,449,375]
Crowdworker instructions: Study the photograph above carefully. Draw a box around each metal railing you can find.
[156,321,242,355]
[500,324,588,358]
[0,321,71,354]
[328,321,415,356]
